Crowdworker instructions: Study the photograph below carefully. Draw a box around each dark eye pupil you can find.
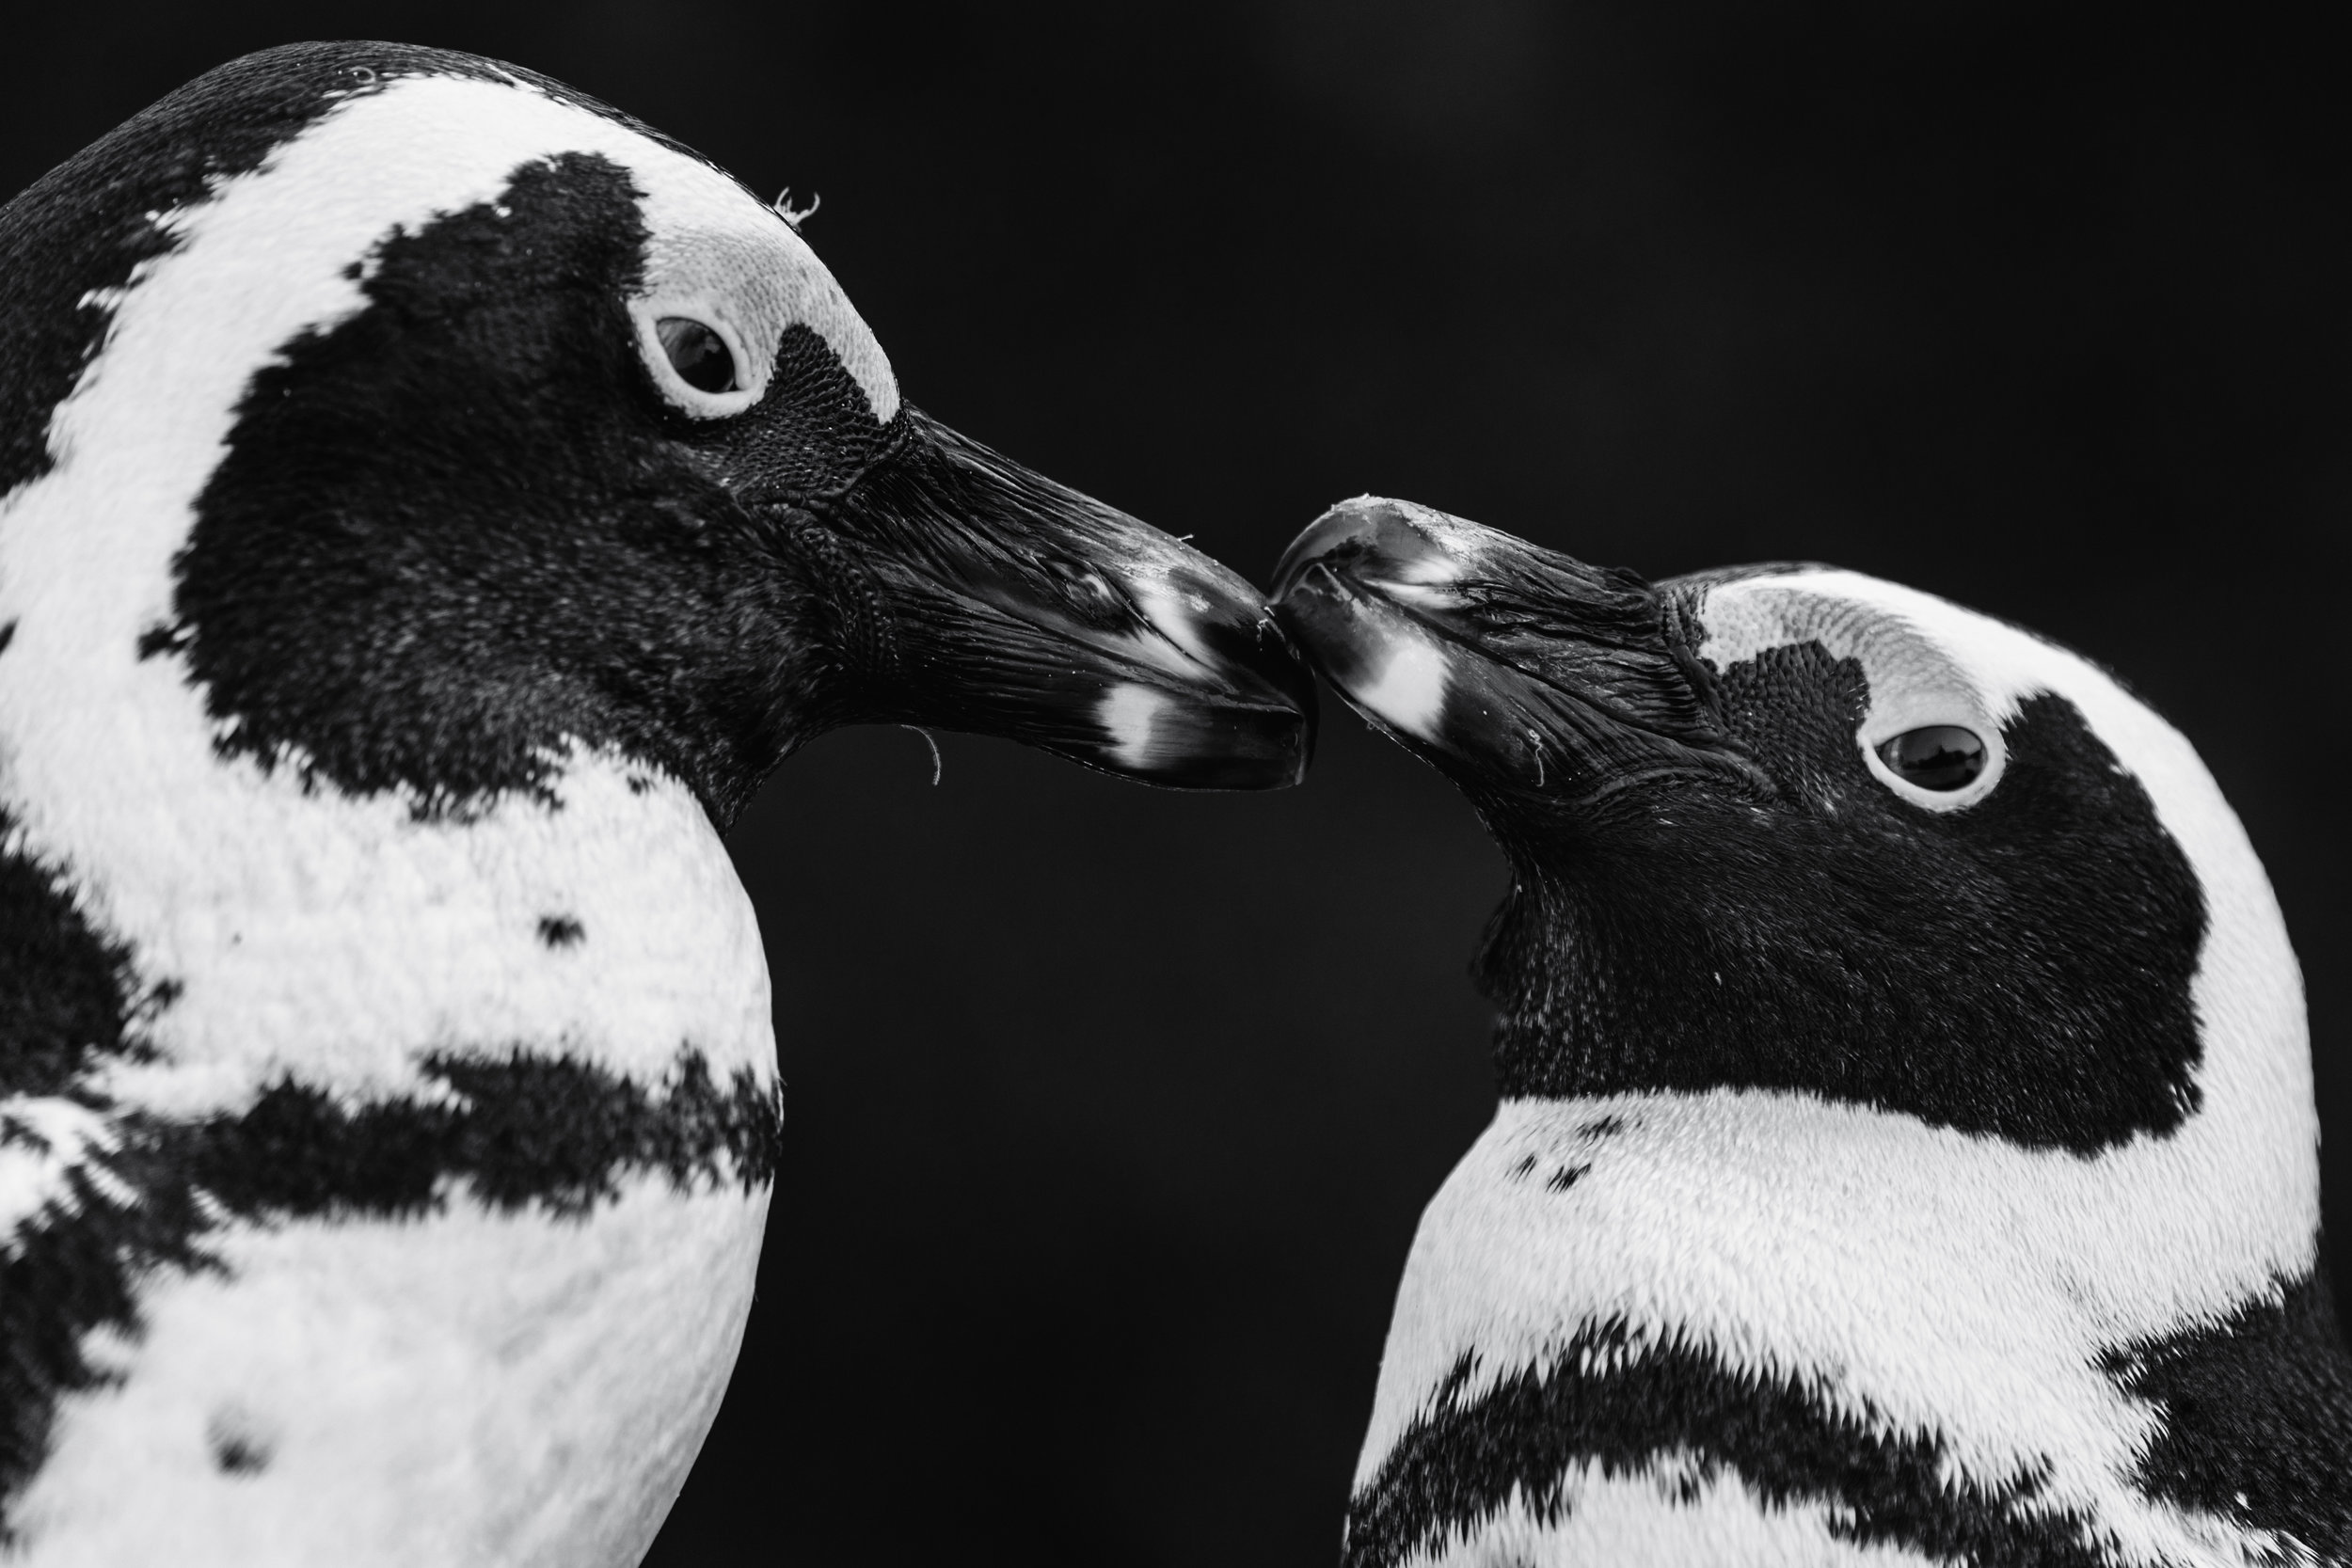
[1877,725,1987,791]
[656,317,738,394]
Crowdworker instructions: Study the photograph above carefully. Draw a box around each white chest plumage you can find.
[0,743,779,1566]
[11,1176,768,1568]
[1368,1086,2316,1568]
[0,77,782,1560]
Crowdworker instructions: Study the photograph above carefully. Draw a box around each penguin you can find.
[0,40,1312,1567]
[1271,496,2348,1567]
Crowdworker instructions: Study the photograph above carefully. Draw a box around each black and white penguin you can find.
[1272,496,2347,1566]
[0,40,1312,1566]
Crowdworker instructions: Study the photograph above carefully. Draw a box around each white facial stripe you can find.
[635,189,898,421]
[1699,571,2054,816]
[1130,579,1221,672]
[0,73,794,1115]
[17,71,891,768]
[1352,634,1452,741]
[1696,570,2021,739]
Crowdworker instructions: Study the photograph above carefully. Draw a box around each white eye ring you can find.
[628,294,767,418]
[1858,711,2007,812]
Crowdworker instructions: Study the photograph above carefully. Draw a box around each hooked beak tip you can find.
[1100,565,1319,788]
[1272,496,1470,606]
[832,407,1320,789]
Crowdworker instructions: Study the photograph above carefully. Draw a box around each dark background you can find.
[3,4,2342,1561]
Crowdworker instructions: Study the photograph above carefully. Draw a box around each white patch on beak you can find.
[1387,548,1463,585]
[1098,683,1176,769]
[1131,578,1220,670]
[1373,579,1464,612]
[1354,634,1451,741]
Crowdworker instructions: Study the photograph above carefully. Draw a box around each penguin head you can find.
[0,42,1312,829]
[1273,497,2306,1163]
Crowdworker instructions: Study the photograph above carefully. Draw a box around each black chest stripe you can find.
[170,1047,783,1221]
[1344,1331,2105,1568]
[2,1047,782,1528]
[1,806,782,1528]
[2100,1268,2352,1557]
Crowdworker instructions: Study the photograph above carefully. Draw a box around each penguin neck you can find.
[157,619,825,835]
[1474,870,1633,1102]
[1457,854,2324,1331]
[1475,826,2209,1158]
[0,641,779,1117]
[1475,862,1840,1106]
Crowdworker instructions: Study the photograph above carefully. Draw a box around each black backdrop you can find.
[3,5,2343,1562]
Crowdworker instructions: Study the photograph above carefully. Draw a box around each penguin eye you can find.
[655,317,739,394]
[1876,725,1986,791]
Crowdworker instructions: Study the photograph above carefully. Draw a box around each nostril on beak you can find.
[1272,497,1456,601]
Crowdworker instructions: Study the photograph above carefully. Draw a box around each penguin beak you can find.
[1269,497,1745,800]
[788,408,1316,789]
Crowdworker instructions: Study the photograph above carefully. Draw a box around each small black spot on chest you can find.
[537,915,585,948]
[136,622,189,661]
[206,1409,273,1477]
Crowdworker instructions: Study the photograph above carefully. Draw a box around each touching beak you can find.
[789,408,1316,790]
[1270,496,1741,800]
